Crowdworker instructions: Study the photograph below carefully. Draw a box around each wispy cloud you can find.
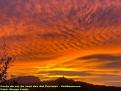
[1,0,121,87]
[76,54,121,69]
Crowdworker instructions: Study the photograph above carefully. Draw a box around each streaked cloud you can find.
[0,0,121,87]
[77,54,121,69]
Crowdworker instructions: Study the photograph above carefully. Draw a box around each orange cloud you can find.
[0,0,121,86]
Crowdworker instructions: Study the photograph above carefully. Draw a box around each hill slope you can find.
[1,76,121,91]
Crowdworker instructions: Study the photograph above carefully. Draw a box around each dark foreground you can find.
[0,76,121,91]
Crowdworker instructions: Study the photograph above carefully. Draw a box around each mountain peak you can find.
[6,76,40,85]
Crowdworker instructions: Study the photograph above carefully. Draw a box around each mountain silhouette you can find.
[1,76,121,91]
[2,76,40,85]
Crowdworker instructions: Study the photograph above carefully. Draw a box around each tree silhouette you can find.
[0,38,13,83]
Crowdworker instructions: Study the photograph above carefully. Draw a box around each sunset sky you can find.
[0,0,121,86]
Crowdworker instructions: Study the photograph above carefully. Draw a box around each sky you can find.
[0,0,121,86]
